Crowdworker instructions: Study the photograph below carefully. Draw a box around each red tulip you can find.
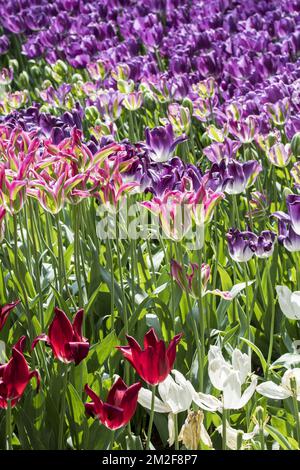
[0,336,40,409]
[32,307,89,366]
[117,328,182,385]
[0,300,20,331]
[84,377,142,430]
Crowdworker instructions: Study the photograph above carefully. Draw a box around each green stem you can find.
[174,414,179,450]
[146,385,156,450]
[58,366,70,450]
[6,399,12,451]
[222,408,228,450]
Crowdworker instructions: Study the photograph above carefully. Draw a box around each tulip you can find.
[0,67,13,85]
[226,228,257,262]
[256,368,300,401]
[32,307,89,366]
[138,369,214,447]
[208,345,257,410]
[84,377,141,430]
[0,336,40,409]
[141,190,193,241]
[266,98,290,126]
[207,158,262,195]
[266,143,291,168]
[178,410,212,450]
[145,124,187,163]
[276,286,300,320]
[255,230,276,258]
[117,328,182,385]
[286,194,300,235]
[170,259,232,299]
[228,116,258,144]
[273,211,300,252]
[0,300,20,332]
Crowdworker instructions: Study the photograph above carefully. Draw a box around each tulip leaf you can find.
[240,337,267,374]
[265,424,294,450]
[88,330,119,372]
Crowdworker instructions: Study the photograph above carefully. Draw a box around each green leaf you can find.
[240,337,267,374]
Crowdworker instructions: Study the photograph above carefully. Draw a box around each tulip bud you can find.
[85,105,100,123]
[182,97,193,114]
[9,59,19,73]
[207,124,226,143]
[117,79,135,94]
[17,71,30,89]
[71,73,83,84]
[291,133,300,157]
[53,59,68,77]
[30,65,41,81]
[266,143,291,167]
[122,92,143,111]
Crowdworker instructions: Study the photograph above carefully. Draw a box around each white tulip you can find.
[276,286,300,320]
[208,345,257,409]
[256,368,300,401]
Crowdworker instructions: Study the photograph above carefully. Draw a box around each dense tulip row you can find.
[0,0,300,452]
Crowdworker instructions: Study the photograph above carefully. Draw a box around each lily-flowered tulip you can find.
[276,286,300,320]
[208,345,257,410]
[0,336,40,408]
[256,368,300,401]
[145,124,187,163]
[207,158,262,195]
[228,116,258,144]
[32,307,89,366]
[138,369,212,446]
[117,328,182,385]
[0,300,20,332]
[141,190,193,241]
[273,211,300,252]
[170,260,232,300]
[226,228,257,262]
[84,377,141,430]
[286,194,300,235]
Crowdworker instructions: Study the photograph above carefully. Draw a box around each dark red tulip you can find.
[0,300,20,331]
[0,336,40,409]
[84,377,142,430]
[32,307,89,365]
[117,328,182,385]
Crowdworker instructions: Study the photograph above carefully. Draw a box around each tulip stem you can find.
[110,431,115,450]
[146,385,156,450]
[174,414,179,450]
[6,399,12,450]
[291,384,300,447]
[222,408,228,450]
[58,366,70,450]
[266,262,275,376]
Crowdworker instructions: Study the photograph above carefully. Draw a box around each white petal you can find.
[193,391,222,411]
[236,376,258,409]
[223,371,242,409]
[200,423,213,448]
[232,349,251,383]
[290,292,300,320]
[167,413,175,446]
[256,381,291,400]
[138,388,170,413]
[276,285,299,320]
[208,359,231,390]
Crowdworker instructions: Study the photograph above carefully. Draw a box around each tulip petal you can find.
[166,333,182,370]
[256,381,291,400]
[193,391,222,411]
[48,307,73,361]
[138,387,170,413]
[65,341,89,365]
[72,308,84,340]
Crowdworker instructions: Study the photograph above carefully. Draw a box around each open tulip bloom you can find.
[117,328,182,385]
[257,369,300,401]
[84,377,142,430]
[276,286,300,320]
[0,336,40,408]
[207,346,257,410]
[32,307,89,365]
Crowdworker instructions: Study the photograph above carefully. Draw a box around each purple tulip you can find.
[206,158,262,195]
[255,231,276,258]
[286,194,300,236]
[226,228,257,263]
[145,124,187,163]
[273,211,300,252]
